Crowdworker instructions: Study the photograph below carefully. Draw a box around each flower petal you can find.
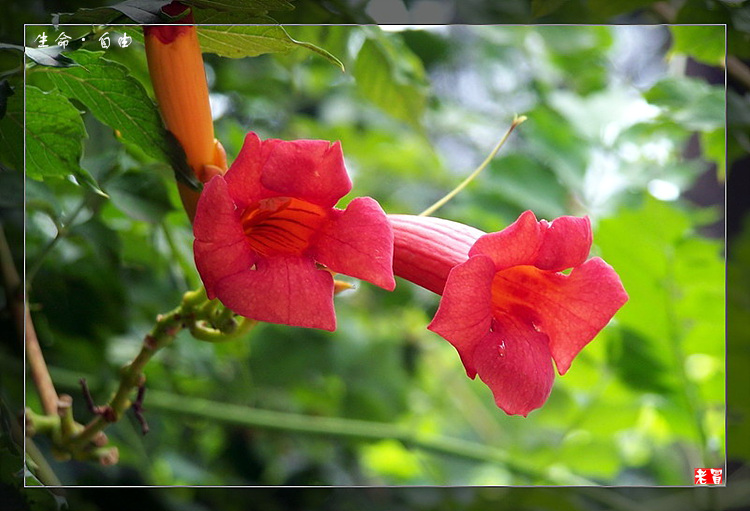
[472,317,555,417]
[540,257,628,374]
[193,175,256,298]
[194,238,255,300]
[214,256,336,331]
[313,197,395,291]
[223,132,268,207]
[259,138,352,208]
[494,258,628,375]
[534,215,592,271]
[469,210,543,271]
[193,175,245,244]
[428,255,496,376]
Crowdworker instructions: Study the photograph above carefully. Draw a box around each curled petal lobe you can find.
[490,258,627,374]
[214,256,336,331]
[470,211,543,270]
[534,215,592,272]
[471,211,594,273]
[314,197,395,291]
[532,257,629,374]
[260,139,351,208]
[428,254,496,376]
[224,132,268,207]
[472,318,555,417]
[193,175,245,244]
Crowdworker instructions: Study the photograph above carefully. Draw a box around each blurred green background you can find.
[0,0,745,508]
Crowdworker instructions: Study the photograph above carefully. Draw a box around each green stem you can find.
[67,287,246,452]
[419,114,527,217]
[25,438,63,486]
[68,304,185,451]
[45,363,588,485]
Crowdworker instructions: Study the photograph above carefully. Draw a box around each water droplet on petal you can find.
[498,340,506,357]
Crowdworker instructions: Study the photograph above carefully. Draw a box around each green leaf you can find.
[531,0,571,18]
[668,25,725,67]
[38,49,199,190]
[0,43,77,68]
[196,24,344,70]
[643,76,725,131]
[700,128,726,181]
[53,0,170,25]
[25,47,78,68]
[606,327,676,394]
[69,217,122,265]
[183,0,293,15]
[587,0,655,20]
[24,86,87,180]
[353,36,427,129]
[106,170,173,223]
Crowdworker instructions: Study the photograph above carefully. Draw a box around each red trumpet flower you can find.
[390,211,628,416]
[194,132,395,331]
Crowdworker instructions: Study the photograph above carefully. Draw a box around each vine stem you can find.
[25,310,59,417]
[68,304,185,451]
[46,365,589,486]
[0,223,59,416]
[419,114,527,217]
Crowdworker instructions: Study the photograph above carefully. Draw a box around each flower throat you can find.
[240,197,327,256]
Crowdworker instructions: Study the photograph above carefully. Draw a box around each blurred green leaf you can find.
[184,0,293,15]
[644,76,724,131]
[107,170,173,223]
[668,25,725,67]
[587,0,656,20]
[521,105,588,191]
[700,127,726,181]
[53,0,168,24]
[606,327,676,394]
[481,153,569,219]
[69,217,122,266]
[532,0,570,18]
[353,35,427,130]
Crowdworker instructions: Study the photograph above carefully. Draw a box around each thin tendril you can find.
[419,114,527,217]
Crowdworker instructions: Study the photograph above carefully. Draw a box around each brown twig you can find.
[131,384,149,435]
[0,223,60,416]
[0,222,22,332]
[26,310,60,416]
[728,55,750,91]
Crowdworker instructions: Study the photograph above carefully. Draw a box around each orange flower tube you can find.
[144,2,226,221]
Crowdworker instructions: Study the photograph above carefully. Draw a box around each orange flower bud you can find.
[144,2,225,220]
